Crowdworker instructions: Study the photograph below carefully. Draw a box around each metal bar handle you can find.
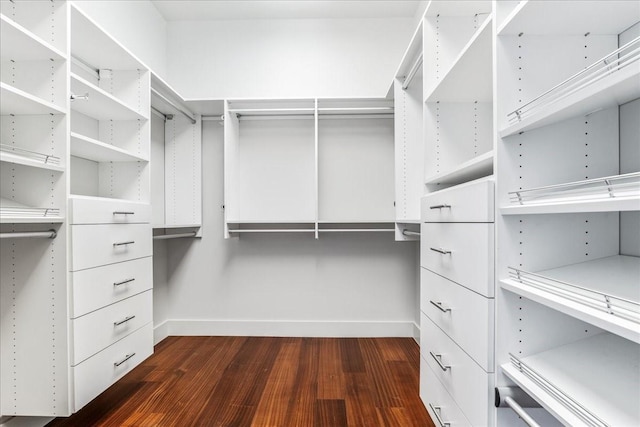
[113,241,135,247]
[114,315,136,326]
[429,351,451,371]
[428,404,450,427]
[430,204,451,209]
[113,278,135,287]
[113,211,135,215]
[430,247,451,255]
[114,353,136,367]
[505,396,541,427]
[430,300,451,313]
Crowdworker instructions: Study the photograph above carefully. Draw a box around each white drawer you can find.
[420,355,472,427]
[421,177,494,223]
[71,224,152,271]
[71,257,152,318]
[70,197,151,224]
[72,291,152,365]
[421,268,494,372]
[421,313,493,427]
[420,222,494,297]
[73,322,153,411]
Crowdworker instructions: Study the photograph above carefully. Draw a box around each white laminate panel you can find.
[422,178,494,223]
[421,222,494,297]
[71,224,152,271]
[73,322,153,412]
[71,257,153,318]
[421,268,494,371]
[72,291,152,365]
[69,196,151,224]
[421,313,493,427]
[420,355,472,427]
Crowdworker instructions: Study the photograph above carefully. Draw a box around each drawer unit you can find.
[421,313,493,427]
[73,322,153,411]
[421,178,494,223]
[69,196,151,224]
[70,224,152,271]
[420,222,494,297]
[420,355,472,427]
[71,257,153,318]
[421,268,494,371]
[72,291,153,365]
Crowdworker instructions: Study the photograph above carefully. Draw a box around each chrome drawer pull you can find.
[114,315,136,326]
[429,351,451,371]
[113,211,135,215]
[430,247,451,255]
[428,404,451,427]
[113,278,135,287]
[113,241,135,247]
[114,353,136,367]
[429,204,451,210]
[429,300,451,313]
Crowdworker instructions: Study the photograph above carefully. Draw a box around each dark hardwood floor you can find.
[48,336,435,427]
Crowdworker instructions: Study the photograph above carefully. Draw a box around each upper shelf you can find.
[0,82,66,116]
[70,4,145,70]
[70,132,148,163]
[424,15,493,103]
[0,14,66,62]
[425,151,494,186]
[0,144,64,172]
[502,255,640,344]
[70,73,147,121]
[498,0,640,36]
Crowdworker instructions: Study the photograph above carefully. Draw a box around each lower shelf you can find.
[503,333,639,427]
[0,197,62,223]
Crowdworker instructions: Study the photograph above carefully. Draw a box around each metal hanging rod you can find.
[402,229,420,236]
[153,232,198,240]
[402,53,423,90]
[151,106,167,120]
[71,56,101,80]
[151,87,196,124]
[0,229,57,239]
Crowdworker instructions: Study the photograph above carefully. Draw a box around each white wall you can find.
[73,1,168,78]
[166,17,416,99]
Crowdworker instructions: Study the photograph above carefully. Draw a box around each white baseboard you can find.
[164,319,416,338]
[0,417,52,427]
[153,320,169,345]
[412,321,420,345]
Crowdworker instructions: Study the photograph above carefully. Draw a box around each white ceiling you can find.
[153,1,424,21]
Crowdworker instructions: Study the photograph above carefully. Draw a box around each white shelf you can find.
[68,194,147,205]
[0,145,64,172]
[498,1,640,36]
[425,151,494,186]
[229,108,315,117]
[0,14,66,62]
[395,219,421,224]
[70,73,147,121]
[0,82,66,116]
[503,333,640,427]
[502,255,640,344]
[0,197,63,224]
[70,132,148,163]
[425,15,493,103]
[153,224,201,230]
[226,220,316,224]
[318,229,394,233]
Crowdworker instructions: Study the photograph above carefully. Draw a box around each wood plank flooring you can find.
[48,337,434,427]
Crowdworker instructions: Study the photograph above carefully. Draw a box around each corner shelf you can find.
[0,82,66,116]
[70,132,148,163]
[502,255,640,344]
[70,73,147,121]
[0,144,64,172]
[0,13,66,62]
[425,151,493,186]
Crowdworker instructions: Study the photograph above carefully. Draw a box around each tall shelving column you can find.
[0,0,70,416]
[495,1,640,425]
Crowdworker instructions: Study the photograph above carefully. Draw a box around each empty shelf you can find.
[70,132,148,163]
[0,82,66,116]
[0,197,62,223]
[425,151,494,186]
[502,255,640,343]
[0,144,64,172]
[1,14,66,62]
[503,333,639,427]
[70,73,147,121]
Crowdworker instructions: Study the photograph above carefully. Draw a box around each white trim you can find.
[153,320,170,345]
[0,417,52,427]
[412,321,421,345]
[165,319,416,338]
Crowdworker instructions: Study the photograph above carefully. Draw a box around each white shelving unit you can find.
[495,1,640,425]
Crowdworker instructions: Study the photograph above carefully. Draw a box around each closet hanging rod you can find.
[0,230,57,240]
[71,56,100,80]
[151,106,167,120]
[402,53,423,90]
[153,232,198,240]
[150,87,197,124]
[402,229,420,236]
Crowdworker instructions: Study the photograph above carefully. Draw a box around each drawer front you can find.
[420,355,472,427]
[73,322,153,411]
[70,197,151,224]
[421,313,493,427]
[420,222,494,297]
[421,268,494,371]
[71,257,152,318]
[71,224,152,271]
[72,291,152,365]
[421,178,494,223]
